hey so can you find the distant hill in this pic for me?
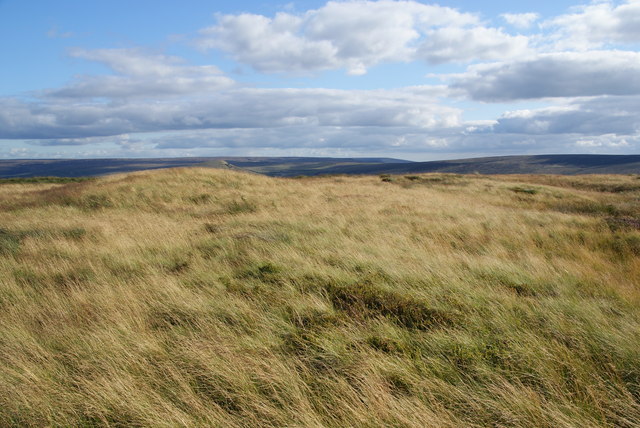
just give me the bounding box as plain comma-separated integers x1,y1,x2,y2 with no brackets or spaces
0,154,638,178
0,158,216,178
277,154,640,176
0,157,408,179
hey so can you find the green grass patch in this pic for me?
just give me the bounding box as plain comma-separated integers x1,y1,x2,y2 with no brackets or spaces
510,186,539,195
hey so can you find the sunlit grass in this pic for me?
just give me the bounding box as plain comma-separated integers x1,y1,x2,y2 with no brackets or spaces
0,168,639,426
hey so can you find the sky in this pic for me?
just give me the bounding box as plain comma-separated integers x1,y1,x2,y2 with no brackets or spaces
1,0,639,161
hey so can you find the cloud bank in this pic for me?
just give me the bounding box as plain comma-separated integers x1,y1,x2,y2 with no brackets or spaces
3,0,640,159
197,1,528,74
451,51,640,101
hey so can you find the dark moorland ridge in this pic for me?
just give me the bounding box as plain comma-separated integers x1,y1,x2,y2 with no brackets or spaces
0,154,639,179
0,157,407,179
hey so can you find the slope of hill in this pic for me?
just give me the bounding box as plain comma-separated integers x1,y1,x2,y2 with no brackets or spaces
1,169,639,426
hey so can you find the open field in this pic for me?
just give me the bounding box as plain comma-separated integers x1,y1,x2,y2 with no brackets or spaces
1,168,639,427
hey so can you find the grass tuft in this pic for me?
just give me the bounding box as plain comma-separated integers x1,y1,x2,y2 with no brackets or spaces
327,282,456,330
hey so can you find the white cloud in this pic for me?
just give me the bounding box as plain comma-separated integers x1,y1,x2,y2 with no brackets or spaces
0,85,461,140
198,13,342,73
575,135,630,148
544,0,640,50
501,12,540,29
70,48,187,77
197,0,528,74
488,95,640,136
450,51,640,101
49,49,235,99
417,27,529,64
5,148,32,158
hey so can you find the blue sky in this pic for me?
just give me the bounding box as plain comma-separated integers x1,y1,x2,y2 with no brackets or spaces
1,0,639,160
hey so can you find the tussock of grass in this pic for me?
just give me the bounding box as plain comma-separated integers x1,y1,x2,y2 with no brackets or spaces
0,168,639,427
326,281,456,330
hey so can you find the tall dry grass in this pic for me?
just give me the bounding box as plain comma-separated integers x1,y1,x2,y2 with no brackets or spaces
0,168,639,427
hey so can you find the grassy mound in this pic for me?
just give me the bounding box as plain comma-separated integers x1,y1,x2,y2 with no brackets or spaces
1,168,639,427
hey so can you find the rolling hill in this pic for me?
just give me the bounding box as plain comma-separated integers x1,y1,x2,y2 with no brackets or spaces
264,154,640,176
1,154,639,179
0,157,408,179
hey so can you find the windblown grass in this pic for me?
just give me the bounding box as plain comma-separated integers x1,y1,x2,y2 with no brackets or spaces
0,169,639,427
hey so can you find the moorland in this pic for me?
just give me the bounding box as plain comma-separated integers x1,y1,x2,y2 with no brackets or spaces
2,154,640,179
1,168,639,427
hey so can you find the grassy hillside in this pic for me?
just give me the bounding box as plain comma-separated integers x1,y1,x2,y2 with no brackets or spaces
1,169,639,427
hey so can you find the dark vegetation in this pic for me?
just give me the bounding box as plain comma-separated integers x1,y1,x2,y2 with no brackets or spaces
1,154,639,179
0,176,95,184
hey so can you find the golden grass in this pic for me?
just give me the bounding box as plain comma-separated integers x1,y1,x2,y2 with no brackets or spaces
0,168,639,427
